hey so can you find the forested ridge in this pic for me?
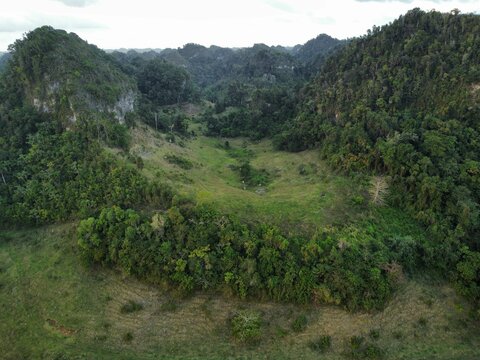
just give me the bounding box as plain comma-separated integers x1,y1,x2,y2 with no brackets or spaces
279,9,480,310
1,9,479,321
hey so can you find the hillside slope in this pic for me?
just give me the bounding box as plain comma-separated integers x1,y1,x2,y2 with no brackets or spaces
277,9,480,315
281,9,480,241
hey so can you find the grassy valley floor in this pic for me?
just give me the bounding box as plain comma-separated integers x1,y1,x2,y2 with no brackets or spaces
125,123,368,233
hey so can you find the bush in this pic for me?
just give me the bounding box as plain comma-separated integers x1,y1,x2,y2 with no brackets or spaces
308,335,332,353
231,310,262,343
350,335,365,350
416,317,428,329
351,195,366,206
122,332,134,342
369,328,380,340
120,300,144,314
291,314,308,332
347,335,384,359
164,154,193,170
454,248,480,315
231,159,270,188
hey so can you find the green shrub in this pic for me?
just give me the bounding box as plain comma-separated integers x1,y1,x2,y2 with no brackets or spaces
231,310,262,343
347,335,384,359
165,133,176,143
164,154,193,170
351,195,365,206
291,314,308,333
308,335,332,353
454,249,480,316
231,159,270,188
416,317,428,328
120,300,144,314
369,328,380,340
122,332,134,343
350,335,365,350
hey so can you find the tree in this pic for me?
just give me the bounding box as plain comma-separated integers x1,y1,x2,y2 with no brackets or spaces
369,176,389,206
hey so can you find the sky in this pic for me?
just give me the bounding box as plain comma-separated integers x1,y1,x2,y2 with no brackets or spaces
0,0,479,51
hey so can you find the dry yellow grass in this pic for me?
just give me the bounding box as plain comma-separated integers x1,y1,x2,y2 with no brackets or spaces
96,269,479,359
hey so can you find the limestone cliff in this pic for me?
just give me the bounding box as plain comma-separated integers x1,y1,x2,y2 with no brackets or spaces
6,26,136,124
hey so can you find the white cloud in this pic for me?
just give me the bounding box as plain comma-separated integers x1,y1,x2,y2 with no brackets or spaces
0,0,478,50
53,0,97,7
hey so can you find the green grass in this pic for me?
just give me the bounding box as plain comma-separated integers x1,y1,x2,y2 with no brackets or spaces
1,225,479,359
130,124,367,232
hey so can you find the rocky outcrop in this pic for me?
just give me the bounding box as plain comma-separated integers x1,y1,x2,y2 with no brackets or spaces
111,90,135,123
10,26,137,125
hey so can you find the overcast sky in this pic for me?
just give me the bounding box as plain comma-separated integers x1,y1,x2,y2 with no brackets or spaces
1,0,478,51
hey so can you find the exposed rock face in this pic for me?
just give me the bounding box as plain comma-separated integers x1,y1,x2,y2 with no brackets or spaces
112,90,136,123
32,81,59,113
31,83,136,123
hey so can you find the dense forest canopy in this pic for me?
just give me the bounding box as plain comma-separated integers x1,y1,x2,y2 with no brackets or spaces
280,9,480,243
275,9,480,312
291,34,346,77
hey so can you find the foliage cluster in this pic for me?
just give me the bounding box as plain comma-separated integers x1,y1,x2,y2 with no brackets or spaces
164,153,194,170
308,335,332,353
0,52,11,73
200,85,298,139
137,59,197,106
77,204,423,311
0,118,171,225
346,335,384,359
230,310,263,344
229,160,271,188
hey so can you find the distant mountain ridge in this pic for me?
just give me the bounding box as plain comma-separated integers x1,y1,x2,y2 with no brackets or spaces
291,34,345,75
109,34,344,87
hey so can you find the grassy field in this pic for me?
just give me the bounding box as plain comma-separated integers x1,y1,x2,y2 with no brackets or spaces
127,123,367,233
1,225,479,359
